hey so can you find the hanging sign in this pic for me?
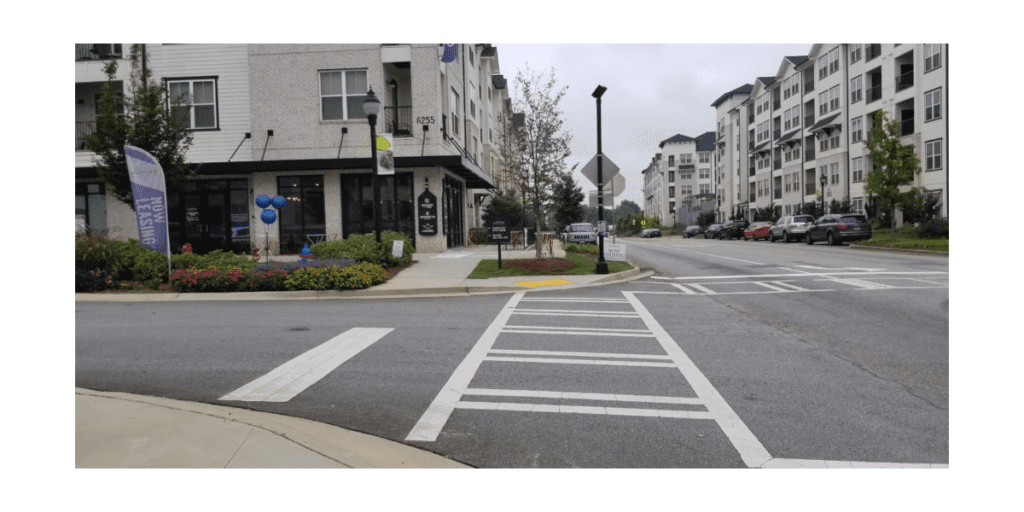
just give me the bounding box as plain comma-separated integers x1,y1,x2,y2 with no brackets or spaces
376,133,394,176
418,189,438,236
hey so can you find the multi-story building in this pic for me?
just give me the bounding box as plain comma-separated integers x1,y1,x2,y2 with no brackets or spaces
75,43,513,255
641,133,716,227
701,43,948,225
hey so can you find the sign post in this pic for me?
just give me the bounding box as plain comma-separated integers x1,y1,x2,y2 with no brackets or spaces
488,220,510,269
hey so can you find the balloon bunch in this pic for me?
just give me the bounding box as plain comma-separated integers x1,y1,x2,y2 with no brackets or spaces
255,194,286,263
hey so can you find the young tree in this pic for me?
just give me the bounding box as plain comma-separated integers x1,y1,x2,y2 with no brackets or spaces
86,44,194,209
550,168,585,233
508,65,573,258
864,110,921,231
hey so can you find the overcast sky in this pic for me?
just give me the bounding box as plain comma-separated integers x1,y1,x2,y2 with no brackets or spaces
492,44,812,207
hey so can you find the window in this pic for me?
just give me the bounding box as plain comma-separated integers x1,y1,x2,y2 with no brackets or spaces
818,55,828,79
681,154,692,164
830,130,841,150
278,175,325,253
830,162,840,184
168,79,217,129
76,183,107,232
829,47,840,74
851,116,863,143
700,153,709,163
829,85,840,111
925,88,942,121
450,88,460,136
669,186,675,199
924,44,942,72
850,75,863,103
820,135,829,153
668,171,675,183
852,157,864,182
700,184,710,195
819,91,829,116
850,44,862,64
668,155,675,167
784,174,791,192
319,70,368,121
699,168,710,179
851,197,864,214
925,139,943,171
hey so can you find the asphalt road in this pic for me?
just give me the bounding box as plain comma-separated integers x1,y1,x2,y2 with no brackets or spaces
75,236,948,468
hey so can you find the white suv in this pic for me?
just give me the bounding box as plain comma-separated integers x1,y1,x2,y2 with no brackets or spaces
768,215,815,243
562,223,598,244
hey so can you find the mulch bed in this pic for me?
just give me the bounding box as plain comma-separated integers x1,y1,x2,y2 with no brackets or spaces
505,258,578,274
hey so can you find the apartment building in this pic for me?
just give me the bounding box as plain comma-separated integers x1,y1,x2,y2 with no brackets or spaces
75,43,513,255
698,43,947,225
641,132,716,227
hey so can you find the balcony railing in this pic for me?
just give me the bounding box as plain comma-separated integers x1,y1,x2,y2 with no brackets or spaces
896,71,914,91
76,44,123,61
76,121,95,151
383,106,412,137
900,117,915,137
866,85,882,103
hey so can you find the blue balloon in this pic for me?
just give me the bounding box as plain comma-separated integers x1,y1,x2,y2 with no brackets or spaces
271,195,286,210
260,209,277,225
255,194,272,208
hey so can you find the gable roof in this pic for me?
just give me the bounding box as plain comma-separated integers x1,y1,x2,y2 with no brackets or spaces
695,131,717,152
711,83,753,108
658,134,696,148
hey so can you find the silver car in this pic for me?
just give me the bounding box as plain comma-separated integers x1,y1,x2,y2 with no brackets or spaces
562,223,598,244
768,215,815,242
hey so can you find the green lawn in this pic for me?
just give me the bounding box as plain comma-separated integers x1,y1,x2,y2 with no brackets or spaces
467,252,633,279
853,229,948,252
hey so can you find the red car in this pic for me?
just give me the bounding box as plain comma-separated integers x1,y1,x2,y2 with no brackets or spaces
744,221,774,241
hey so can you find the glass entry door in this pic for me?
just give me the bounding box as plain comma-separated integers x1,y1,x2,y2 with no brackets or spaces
169,179,249,254
182,191,228,254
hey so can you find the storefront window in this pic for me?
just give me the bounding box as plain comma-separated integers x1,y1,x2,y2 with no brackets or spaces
278,175,325,254
75,183,107,233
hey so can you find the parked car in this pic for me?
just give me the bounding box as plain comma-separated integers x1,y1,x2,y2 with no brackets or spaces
562,223,598,244
640,228,662,238
743,221,774,241
683,225,704,238
720,219,750,240
768,215,815,243
704,224,724,239
805,214,873,246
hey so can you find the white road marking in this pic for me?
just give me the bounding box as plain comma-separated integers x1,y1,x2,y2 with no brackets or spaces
502,325,651,334
770,281,809,292
674,271,947,280
483,356,677,368
521,298,629,303
406,293,525,442
623,291,773,468
687,283,718,295
761,458,948,469
753,282,788,292
454,401,715,419
671,284,698,294
461,387,704,405
219,327,393,402
488,349,670,360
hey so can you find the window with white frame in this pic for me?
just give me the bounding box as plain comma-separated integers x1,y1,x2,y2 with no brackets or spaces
784,109,792,130
319,70,367,121
924,44,942,72
700,153,709,163
819,91,829,116
681,154,692,164
830,162,840,184
168,78,217,129
925,88,942,121
830,130,841,150
818,55,828,79
700,184,710,195
925,139,942,171
852,156,864,182
850,44,862,63
668,171,675,182
699,168,709,179
828,47,840,74
820,135,829,153
784,174,791,192
851,197,863,214
829,85,840,111
850,75,863,103
681,184,692,195
791,105,800,129
851,116,863,143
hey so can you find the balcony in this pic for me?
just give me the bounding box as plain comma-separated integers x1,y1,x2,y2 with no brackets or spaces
383,106,412,137
76,44,123,61
896,71,914,91
76,121,95,151
866,84,882,103
866,44,882,61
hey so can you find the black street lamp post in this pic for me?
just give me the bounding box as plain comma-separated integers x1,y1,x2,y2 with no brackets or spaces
819,173,828,217
593,85,608,275
364,88,383,244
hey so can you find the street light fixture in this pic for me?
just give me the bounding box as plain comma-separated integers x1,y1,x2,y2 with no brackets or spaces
592,85,608,275
363,87,383,244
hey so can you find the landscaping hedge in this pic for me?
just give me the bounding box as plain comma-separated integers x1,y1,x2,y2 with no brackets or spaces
310,231,414,267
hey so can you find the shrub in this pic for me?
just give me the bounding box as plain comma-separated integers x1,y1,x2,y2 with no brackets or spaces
469,228,488,245
564,242,599,255
76,264,114,292
171,249,255,272
284,262,389,291
169,267,250,293
917,217,949,239
76,235,169,283
310,231,414,267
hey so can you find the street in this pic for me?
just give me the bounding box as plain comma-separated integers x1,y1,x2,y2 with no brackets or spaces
75,236,948,468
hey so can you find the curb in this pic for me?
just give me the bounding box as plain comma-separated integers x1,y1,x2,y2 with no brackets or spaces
75,388,469,468
75,265,653,302
848,244,948,257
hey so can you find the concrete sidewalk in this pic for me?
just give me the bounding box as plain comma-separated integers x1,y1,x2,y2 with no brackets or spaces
75,240,650,468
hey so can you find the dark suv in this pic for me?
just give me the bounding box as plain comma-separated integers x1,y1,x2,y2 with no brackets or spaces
720,219,750,240
805,214,873,245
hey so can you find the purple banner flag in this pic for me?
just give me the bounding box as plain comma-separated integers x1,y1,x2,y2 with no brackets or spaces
124,145,171,256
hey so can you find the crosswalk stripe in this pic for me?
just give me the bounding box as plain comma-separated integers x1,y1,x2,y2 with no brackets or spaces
454,401,715,419
462,387,703,404
220,327,393,402
488,349,671,360
483,356,677,367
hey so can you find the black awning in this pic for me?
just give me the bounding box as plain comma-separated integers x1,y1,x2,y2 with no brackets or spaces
809,113,841,134
77,155,496,189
